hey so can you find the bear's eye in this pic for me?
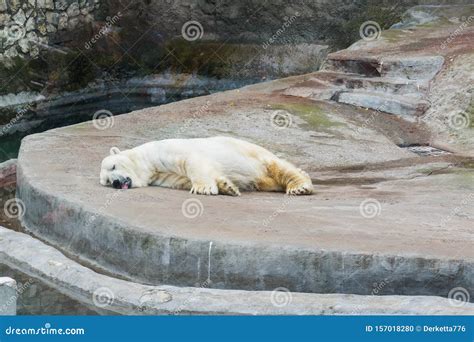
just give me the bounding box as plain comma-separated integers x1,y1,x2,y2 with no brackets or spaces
111,165,115,171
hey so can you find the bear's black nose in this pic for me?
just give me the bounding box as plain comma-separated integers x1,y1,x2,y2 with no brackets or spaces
112,179,121,189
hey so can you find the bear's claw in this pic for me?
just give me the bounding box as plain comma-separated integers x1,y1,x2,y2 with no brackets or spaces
190,183,218,195
286,183,313,195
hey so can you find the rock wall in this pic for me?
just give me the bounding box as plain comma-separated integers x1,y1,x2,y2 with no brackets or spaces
0,0,99,62
2,0,472,65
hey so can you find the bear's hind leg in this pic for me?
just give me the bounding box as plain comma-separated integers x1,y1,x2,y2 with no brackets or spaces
265,160,313,195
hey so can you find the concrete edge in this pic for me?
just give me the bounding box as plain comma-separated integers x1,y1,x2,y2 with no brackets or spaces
0,226,472,315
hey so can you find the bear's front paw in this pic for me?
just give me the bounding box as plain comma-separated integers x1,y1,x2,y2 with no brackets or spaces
190,183,218,195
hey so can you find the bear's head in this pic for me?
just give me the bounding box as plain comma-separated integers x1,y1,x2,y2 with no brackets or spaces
100,147,139,189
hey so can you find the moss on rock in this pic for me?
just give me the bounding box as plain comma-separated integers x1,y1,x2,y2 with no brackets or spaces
271,102,344,129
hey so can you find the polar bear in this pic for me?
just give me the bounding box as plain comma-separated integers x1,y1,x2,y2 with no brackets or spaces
99,136,313,196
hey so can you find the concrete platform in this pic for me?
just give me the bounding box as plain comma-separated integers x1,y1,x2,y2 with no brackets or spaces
16,7,474,300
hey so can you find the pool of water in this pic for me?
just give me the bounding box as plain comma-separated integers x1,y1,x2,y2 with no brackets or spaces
0,75,258,163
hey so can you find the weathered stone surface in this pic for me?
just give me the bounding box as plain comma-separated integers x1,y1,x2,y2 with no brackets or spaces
0,0,8,12
0,0,96,61
0,159,16,188
37,0,55,10
1,227,472,315
336,91,429,116
283,5,474,120
66,3,80,17
12,8,26,25
46,11,59,25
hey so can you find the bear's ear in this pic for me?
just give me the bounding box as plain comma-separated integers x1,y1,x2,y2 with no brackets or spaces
110,147,121,155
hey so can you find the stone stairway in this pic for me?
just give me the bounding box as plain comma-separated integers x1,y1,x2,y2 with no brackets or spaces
282,53,444,117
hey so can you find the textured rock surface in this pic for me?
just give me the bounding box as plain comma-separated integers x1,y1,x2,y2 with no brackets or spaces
284,5,474,151
0,0,97,62
0,158,16,187
1,227,472,315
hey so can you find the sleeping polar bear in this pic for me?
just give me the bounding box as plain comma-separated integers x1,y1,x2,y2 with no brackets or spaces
99,136,313,196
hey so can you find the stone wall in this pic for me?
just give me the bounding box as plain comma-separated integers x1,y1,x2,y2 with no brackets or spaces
2,0,472,66
0,0,99,63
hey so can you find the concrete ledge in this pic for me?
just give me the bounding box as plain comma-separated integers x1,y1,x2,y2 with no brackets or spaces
0,227,472,315
0,276,17,315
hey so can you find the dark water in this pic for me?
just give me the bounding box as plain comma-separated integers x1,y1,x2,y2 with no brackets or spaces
0,77,256,163
0,136,21,162
0,92,169,162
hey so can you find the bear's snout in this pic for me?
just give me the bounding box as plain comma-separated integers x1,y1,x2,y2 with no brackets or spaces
112,177,132,190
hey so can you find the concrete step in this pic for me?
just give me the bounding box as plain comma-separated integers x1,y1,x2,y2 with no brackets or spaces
324,57,381,77
325,55,444,81
334,90,430,116
281,77,339,100
281,72,427,102
316,72,428,95
379,56,445,80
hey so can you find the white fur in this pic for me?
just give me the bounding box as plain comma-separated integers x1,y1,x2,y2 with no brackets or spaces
100,136,313,195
